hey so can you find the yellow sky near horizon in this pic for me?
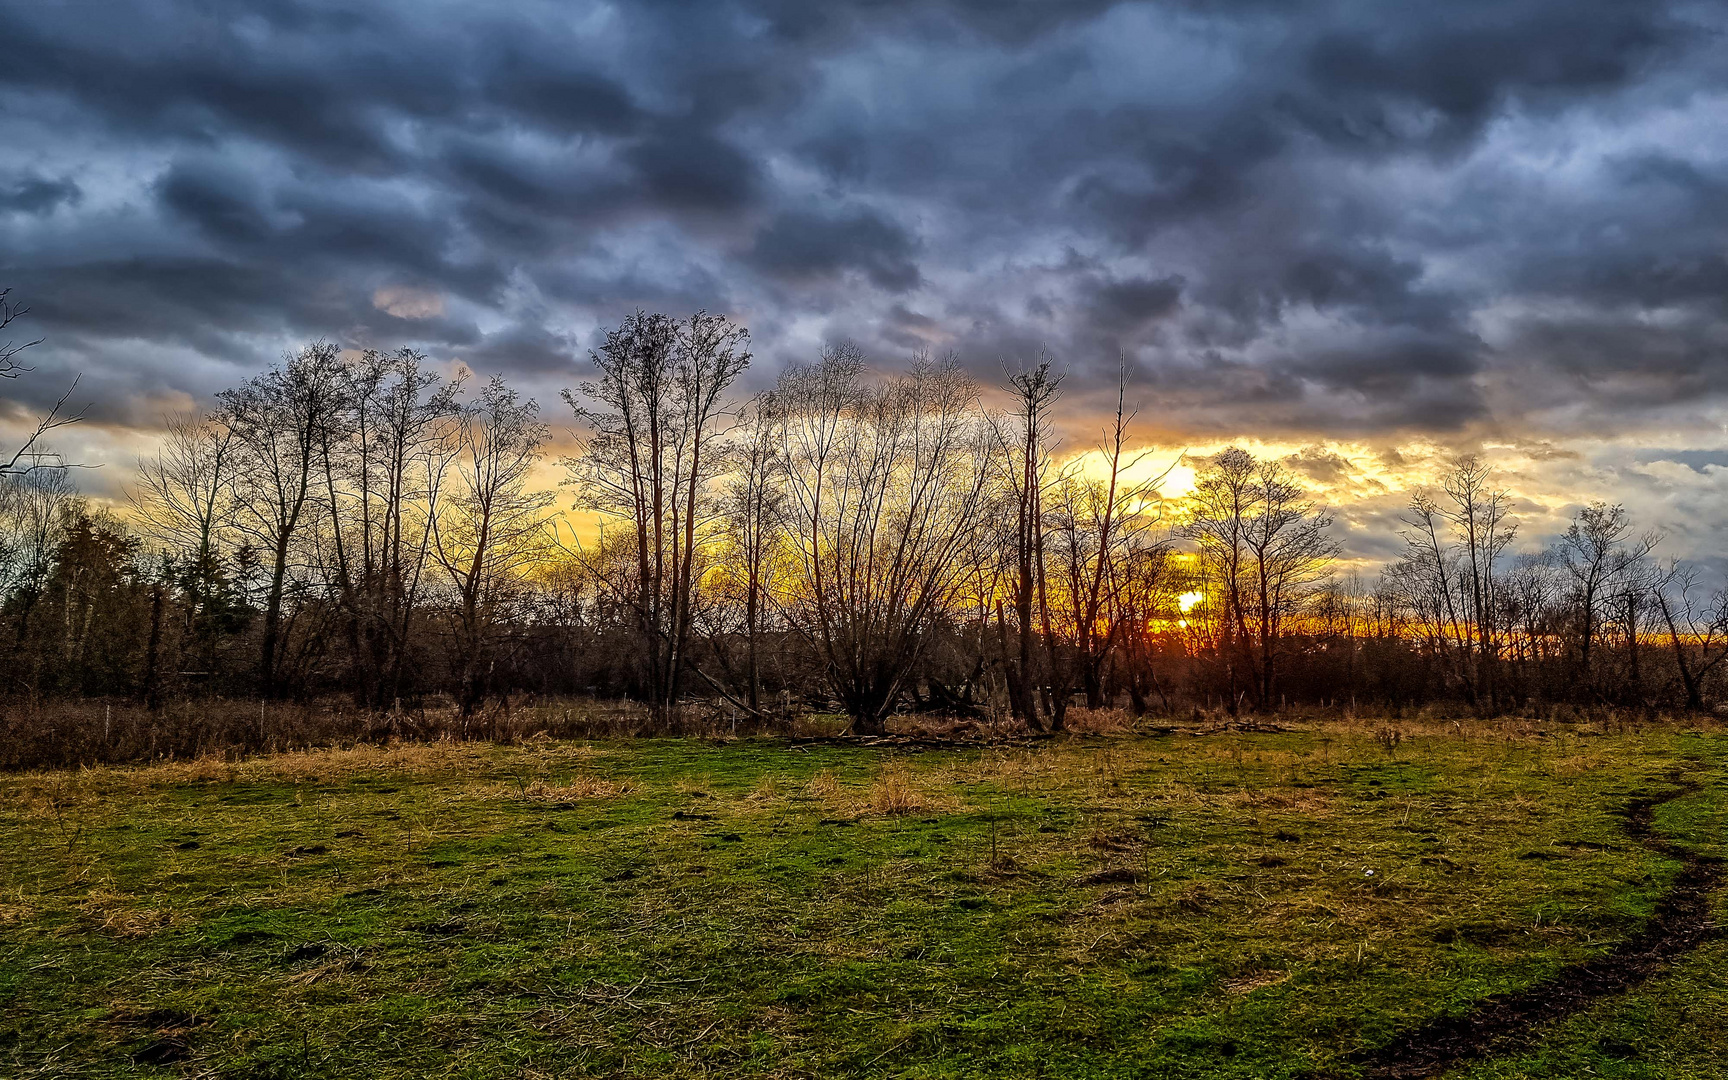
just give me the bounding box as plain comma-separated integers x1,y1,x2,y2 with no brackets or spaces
11,373,1728,575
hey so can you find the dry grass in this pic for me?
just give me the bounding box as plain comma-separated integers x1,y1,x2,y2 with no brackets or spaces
746,776,780,802
0,900,33,928
803,768,841,800
76,887,183,939
164,740,505,784
674,774,717,797
1223,970,1290,995
0,694,808,771
863,763,927,816
1225,788,1335,813
788,713,852,738
517,775,637,801
1061,707,1137,734
790,762,957,817
16,740,526,798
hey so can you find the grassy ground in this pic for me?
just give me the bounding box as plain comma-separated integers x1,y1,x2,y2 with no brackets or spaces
1,716,1724,1079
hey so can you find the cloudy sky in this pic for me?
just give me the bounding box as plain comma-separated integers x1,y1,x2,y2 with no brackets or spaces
3,0,1727,565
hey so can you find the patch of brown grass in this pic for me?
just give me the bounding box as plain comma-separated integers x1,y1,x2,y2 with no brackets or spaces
518,775,637,801
746,776,780,802
77,888,182,938
887,714,992,740
1223,969,1289,994
0,900,35,928
42,740,523,796
789,713,851,738
803,769,841,800
864,764,927,816
1551,751,1615,777
1174,883,1215,913
1227,789,1335,813
1087,824,1143,853
673,772,718,798
1061,708,1136,734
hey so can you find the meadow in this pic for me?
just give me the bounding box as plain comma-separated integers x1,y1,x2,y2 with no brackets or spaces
1,714,1724,1079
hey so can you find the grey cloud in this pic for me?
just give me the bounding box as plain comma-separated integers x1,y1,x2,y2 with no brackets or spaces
624,124,761,215
1,174,82,215
0,0,1721,453
748,210,923,293
483,62,645,138
156,160,277,245
1283,446,1355,486
1089,275,1183,335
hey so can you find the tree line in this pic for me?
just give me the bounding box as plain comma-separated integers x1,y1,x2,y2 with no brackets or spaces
3,303,1725,763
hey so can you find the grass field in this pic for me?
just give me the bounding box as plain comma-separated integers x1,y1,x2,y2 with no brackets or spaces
2,716,1725,1078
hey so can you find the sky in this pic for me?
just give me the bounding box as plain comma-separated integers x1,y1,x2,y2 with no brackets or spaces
3,0,1727,569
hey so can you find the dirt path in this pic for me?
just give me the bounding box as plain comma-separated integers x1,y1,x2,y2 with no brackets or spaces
1350,772,1723,1079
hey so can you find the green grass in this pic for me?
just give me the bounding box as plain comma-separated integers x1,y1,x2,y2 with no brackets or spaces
1,718,1724,1078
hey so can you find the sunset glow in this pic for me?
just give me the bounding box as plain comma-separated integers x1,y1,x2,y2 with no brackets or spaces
6,4,1728,1075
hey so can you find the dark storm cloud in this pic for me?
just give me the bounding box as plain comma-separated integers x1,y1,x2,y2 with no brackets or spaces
1088,276,1184,335
0,173,82,215
0,0,1723,447
748,210,923,293
624,124,761,214
484,62,646,137
1293,3,1672,150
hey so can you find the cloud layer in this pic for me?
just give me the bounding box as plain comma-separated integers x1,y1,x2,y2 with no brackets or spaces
2,0,1727,552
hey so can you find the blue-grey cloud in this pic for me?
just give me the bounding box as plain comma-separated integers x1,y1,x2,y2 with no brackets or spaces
0,0,1722,450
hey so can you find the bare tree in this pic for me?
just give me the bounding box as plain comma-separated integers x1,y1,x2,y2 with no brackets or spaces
1390,456,1516,707
1043,367,1176,720
1502,550,1563,676
220,343,347,696
1184,447,1255,710
707,393,786,712
1609,550,1661,705
319,350,461,707
1185,447,1335,711
435,376,553,717
1105,531,1180,716
0,288,86,475
0,464,78,688
132,413,234,576
988,359,1060,730
564,311,751,719
1438,456,1516,704
129,412,241,674
1653,561,1728,712
774,348,993,734
0,288,43,379
1241,457,1337,707
1556,502,1657,691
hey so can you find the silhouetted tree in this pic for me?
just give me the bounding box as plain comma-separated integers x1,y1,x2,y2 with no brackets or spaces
564,311,751,719
220,343,346,696
1557,502,1657,694
1185,447,1336,711
436,376,552,718
774,348,992,734
0,288,86,476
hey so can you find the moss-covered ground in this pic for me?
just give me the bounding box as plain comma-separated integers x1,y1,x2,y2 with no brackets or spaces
2,717,1724,1078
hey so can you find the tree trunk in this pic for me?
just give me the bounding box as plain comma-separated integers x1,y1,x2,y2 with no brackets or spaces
997,602,1039,730
143,583,165,712
259,533,292,697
